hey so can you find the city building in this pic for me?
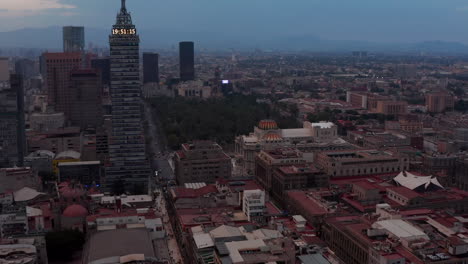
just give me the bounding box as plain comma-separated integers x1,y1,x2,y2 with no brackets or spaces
82,228,157,264
235,120,348,176
68,69,103,128
0,167,41,193
398,114,423,133
271,164,328,201
0,237,48,264
0,74,25,168
15,58,37,79
106,0,151,193
63,26,85,52
29,112,65,132
346,91,407,115
315,149,409,177
255,148,308,191
174,141,232,185
24,150,55,174
455,158,468,191
179,41,195,81
27,127,81,154
346,91,371,109
43,52,82,118
58,161,102,186
372,100,408,115
175,80,213,98
426,91,454,113
185,224,294,264
91,58,111,86
143,52,159,84
0,57,9,84
242,189,266,224
347,130,411,149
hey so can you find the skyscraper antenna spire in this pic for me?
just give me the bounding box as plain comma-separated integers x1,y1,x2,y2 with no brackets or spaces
121,0,126,12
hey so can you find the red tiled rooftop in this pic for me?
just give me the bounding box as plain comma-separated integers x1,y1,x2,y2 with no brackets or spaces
399,209,432,216
216,179,263,192
395,246,423,264
353,180,379,191
388,186,421,199
383,254,404,260
286,191,328,216
172,184,218,199
265,202,282,215
301,235,325,246
86,208,158,222
277,164,320,175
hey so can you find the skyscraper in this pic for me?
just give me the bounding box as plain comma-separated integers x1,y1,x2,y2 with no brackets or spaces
179,41,195,81
15,59,36,79
106,0,150,193
0,74,25,168
63,26,85,53
91,58,111,86
44,52,82,116
143,52,159,84
68,69,103,128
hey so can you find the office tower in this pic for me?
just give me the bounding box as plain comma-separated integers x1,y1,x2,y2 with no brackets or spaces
0,57,8,82
426,92,455,113
43,52,82,116
63,26,85,52
143,52,159,84
0,74,25,168
68,69,103,128
15,59,36,79
91,58,111,86
106,0,150,193
179,41,195,81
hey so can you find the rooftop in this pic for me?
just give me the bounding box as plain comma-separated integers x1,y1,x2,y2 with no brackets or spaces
286,191,328,216
86,228,155,263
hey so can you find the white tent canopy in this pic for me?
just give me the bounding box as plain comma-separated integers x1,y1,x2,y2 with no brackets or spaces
393,171,444,191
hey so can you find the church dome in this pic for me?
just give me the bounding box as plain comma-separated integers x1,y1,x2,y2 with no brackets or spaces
62,204,88,218
263,133,282,142
258,120,278,130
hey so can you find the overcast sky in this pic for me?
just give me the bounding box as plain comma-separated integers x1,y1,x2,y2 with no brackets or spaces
1,0,468,43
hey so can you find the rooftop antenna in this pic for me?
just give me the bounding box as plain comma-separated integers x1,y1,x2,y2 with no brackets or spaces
121,0,127,12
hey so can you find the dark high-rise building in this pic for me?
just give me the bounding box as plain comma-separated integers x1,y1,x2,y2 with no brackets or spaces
69,69,103,129
91,58,111,86
15,59,36,79
63,26,85,52
179,41,195,81
44,52,82,117
0,74,25,168
106,0,150,193
143,52,159,84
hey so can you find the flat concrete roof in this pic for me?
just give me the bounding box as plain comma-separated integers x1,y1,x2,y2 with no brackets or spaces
86,228,155,263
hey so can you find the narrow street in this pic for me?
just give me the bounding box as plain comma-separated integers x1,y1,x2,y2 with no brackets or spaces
143,99,183,264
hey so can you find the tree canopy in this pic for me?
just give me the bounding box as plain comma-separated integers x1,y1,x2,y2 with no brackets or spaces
149,95,299,149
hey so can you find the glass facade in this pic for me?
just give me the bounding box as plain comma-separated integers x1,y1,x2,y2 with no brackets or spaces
63,26,85,53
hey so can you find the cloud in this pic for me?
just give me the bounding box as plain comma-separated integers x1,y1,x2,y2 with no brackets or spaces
0,0,75,12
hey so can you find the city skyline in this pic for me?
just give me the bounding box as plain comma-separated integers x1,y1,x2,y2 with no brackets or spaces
2,0,468,44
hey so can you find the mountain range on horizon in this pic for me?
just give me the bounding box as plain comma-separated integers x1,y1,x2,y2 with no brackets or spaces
2,26,468,54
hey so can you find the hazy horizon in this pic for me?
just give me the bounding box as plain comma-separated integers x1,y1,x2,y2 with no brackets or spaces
1,0,468,44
